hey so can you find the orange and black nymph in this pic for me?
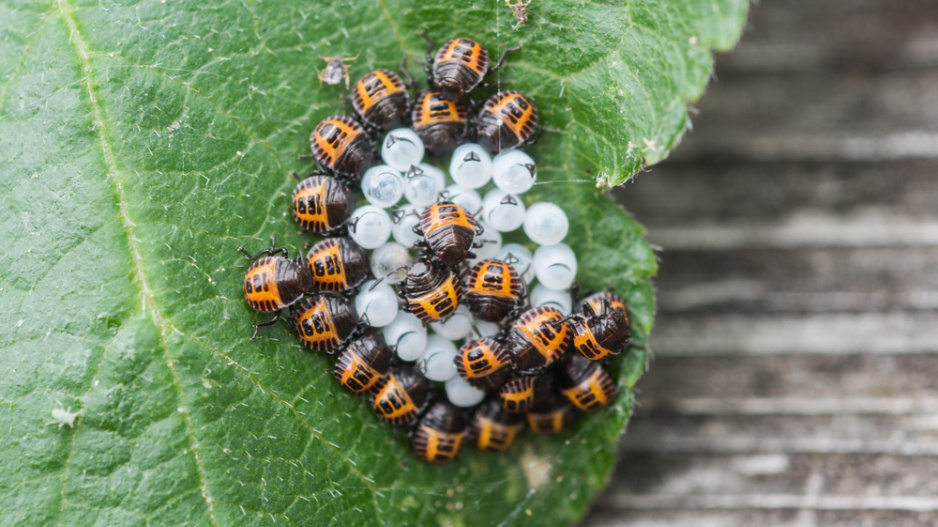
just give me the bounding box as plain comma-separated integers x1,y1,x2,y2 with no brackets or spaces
415,201,482,267
526,394,577,434
411,90,468,155
412,402,468,464
397,258,463,323
498,374,553,414
570,294,631,361
504,306,571,374
558,353,617,412
352,67,412,130
370,365,432,426
422,35,518,101
333,334,393,394
308,116,374,180
470,399,524,452
455,338,513,391
239,237,314,340
305,238,369,293
465,259,525,322
474,90,539,154
291,174,355,235
292,295,359,353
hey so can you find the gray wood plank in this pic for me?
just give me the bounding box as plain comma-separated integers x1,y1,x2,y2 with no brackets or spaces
636,354,938,401
615,160,938,226
654,247,938,313
716,0,938,74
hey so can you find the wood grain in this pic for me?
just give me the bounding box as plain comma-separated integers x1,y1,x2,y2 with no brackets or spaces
582,0,938,524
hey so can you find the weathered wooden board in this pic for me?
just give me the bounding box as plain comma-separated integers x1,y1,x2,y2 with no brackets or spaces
581,0,938,524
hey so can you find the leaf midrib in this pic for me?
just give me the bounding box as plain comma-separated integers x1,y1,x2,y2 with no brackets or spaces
52,1,401,524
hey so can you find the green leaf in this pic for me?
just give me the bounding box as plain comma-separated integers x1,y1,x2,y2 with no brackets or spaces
0,0,745,525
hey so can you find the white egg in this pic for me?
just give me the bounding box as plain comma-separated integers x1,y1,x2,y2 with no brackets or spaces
348,205,392,249
355,280,399,327
449,143,493,189
383,312,428,361
482,188,526,232
429,305,474,340
471,319,500,339
445,376,486,407
533,243,578,291
390,204,423,248
492,149,537,194
361,165,404,208
370,242,412,284
381,128,425,172
530,284,573,315
419,336,459,382
496,243,535,284
403,163,446,207
523,202,569,245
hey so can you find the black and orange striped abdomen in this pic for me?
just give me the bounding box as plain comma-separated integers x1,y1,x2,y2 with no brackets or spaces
305,238,369,292
370,367,430,425
412,402,467,464
352,69,408,129
526,397,576,434
432,38,489,99
412,91,467,154
571,318,619,361
333,335,392,394
243,257,308,312
309,116,374,178
293,296,358,352
466,259,523,321
406,273,462,322
498,374,552,414
475,90,539,153
559,354,617,412
506,306,571,371
418,202,478,267
456,338,512,390
581,292,628,320
471,400,524,452
291,175,355,233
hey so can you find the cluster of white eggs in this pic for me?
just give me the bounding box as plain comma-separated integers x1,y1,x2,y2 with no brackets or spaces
347,128,577,407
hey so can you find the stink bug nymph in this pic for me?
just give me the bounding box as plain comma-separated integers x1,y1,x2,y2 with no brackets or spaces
333,334,393,394
470,399,524,452
498,373,553,414
305,237,370,293
455,338,513,390
292,294,360,353
412,402,468,464
558,353,617,412
397,258,463,323
306,115,375,180
570,295,631,361
504,306,571,374
411,90,468,155
291,173,355,235
370,365,432,426
422,35,519,101
414,201,483,267
352,60,414,131
239,237,314,340
526,394,576,434
475,90,540,153
466,259,525,322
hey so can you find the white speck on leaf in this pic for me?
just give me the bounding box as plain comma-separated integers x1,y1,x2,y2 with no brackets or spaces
49,404,82,428
520,445,552,489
